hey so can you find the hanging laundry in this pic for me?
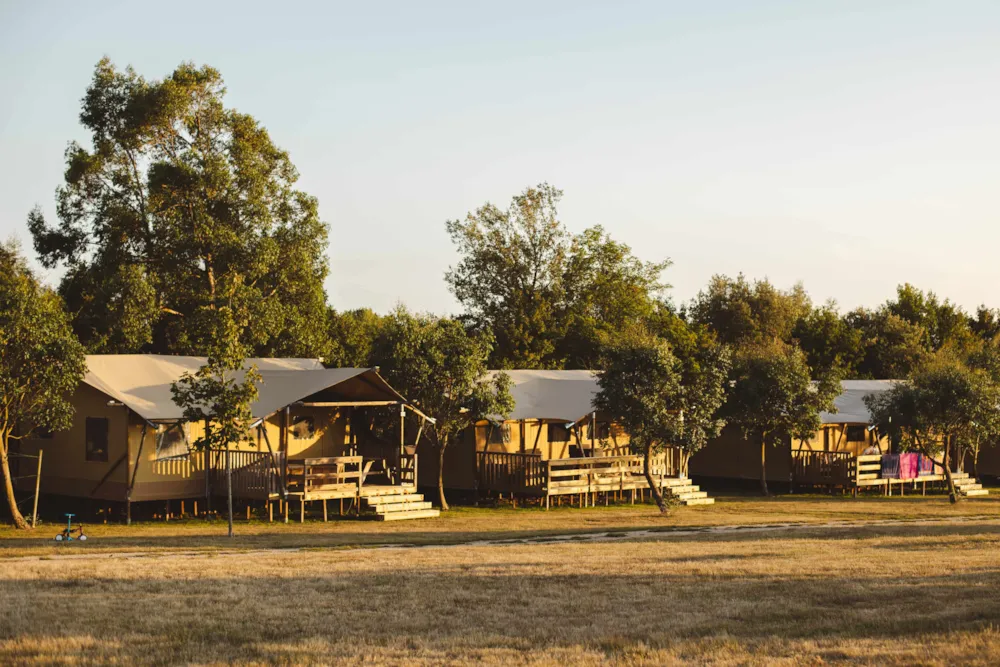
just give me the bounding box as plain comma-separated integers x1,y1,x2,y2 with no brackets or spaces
881,453,901,479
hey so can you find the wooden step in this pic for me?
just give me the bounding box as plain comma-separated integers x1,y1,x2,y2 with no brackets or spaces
963,489,989,497
364,493,426,505
681,497,715,506
373,501,434,513
956,483,982,491
660,477,693,488
359,485,416,497
673,491,708,501
665,485,699,495
374,508,441,521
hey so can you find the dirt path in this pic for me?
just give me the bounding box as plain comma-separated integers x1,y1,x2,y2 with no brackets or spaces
3,514,997,563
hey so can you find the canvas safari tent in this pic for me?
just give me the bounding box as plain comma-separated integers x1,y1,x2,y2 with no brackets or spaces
16,354,438,521
422,370,712,507
689,380,895,483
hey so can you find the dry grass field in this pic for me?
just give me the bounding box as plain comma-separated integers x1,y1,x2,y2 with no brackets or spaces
1,495,999,665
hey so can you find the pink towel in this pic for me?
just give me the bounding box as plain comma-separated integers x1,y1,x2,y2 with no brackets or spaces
898,452,919,480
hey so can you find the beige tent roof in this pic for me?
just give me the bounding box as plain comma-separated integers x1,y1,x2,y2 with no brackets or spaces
820,380,897,425
83,355,406,421
487,370,599,423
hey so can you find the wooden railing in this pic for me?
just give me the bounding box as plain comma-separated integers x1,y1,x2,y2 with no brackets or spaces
399,453,418,487
286,456,370,499
476,450,683,497
208,449,283,500
791,450,854,485
478,452,547,494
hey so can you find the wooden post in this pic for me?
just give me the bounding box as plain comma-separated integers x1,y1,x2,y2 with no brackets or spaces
269,501,273,522
300,498,305,523
283,498,288,523
194,500,198,517
204,418,212,513
398,403,405,486
226,447,234,538
31,450,43,529
323,499,328,522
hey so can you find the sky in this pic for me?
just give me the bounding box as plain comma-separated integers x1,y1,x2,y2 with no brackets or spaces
2,1,999,316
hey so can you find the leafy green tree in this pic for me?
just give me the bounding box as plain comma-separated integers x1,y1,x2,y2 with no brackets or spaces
0,242,87,529
171,306,261,537
446,184,567,368
596,324,730,513
721,340,841,496
969,305,1000,343
792,302,864,375
864,353,998,503
846,309,928,379
446,185,668,369
371,308,514,510
326,308,387,367
29,58,330,358
558,226,670,368
885,284,973,351
690,274,811,347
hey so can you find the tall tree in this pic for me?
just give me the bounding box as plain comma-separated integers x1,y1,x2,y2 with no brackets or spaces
721,340,840,496
596,325,730,512
171,305,261,537
446,184,567,368
690,274,811,347
371,308,513,510
558,226,670,368
29,58,330,358
845,308,928,379
0,242,87,528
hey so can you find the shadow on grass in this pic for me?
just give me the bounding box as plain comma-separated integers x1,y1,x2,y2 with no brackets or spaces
1,564,999,664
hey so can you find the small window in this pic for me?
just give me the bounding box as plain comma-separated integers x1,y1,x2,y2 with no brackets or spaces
547,423,570,442
156,423,191,461
488,423,511,445
85,417,109,462
846,425,867,442
290,415,316,440
594,422,611,440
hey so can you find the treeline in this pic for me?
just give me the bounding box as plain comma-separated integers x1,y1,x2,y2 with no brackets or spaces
6,58,1000,523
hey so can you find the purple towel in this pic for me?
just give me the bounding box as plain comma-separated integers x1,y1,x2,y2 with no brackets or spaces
918,455,935,475
898,453,919,480
881,454,900,479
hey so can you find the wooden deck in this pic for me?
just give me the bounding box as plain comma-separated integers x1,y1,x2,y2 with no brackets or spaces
791,451,989,497
476,451,714,507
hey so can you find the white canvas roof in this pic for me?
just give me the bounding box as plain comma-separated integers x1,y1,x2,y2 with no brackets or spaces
820,380,897,425
488,370,599,423
82,355,406,421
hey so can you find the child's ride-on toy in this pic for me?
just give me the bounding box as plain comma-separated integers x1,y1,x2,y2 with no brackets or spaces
54,513,87,542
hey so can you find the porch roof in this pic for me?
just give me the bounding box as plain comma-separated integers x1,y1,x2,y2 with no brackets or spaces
820,380,898,425
83,354,406,422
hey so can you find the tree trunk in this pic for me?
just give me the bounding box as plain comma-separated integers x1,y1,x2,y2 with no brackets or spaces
226,448,234,537
643,441,667,513
973,438,981,480
760,431,770,497
1,440,29,529
942,435,959,504
438,439,449,511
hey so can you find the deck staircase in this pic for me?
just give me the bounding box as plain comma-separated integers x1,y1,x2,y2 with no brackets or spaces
661,476,715,506
951,471,989,497
360,485,441,521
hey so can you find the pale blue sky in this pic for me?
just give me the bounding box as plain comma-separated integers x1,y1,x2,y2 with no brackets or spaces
2,1,999,315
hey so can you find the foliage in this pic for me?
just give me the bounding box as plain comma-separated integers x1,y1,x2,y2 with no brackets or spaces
690,274,810,347
326,308,387,367
29,58,330,358
0,242,87,529
595,323,730,512
370,307,514,509
845,309,929,379
720,340,841,495
446,184,668,369
864,352,1000,503
792,301,864,375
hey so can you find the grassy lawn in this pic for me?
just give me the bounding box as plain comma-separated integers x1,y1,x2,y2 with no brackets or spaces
0,495,998,664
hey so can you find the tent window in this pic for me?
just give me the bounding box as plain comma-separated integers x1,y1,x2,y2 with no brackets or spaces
488,424,511,445
85,417,109,462
156,423,191,461
547,423,570,442
290,415,316,440
846,425,867,442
